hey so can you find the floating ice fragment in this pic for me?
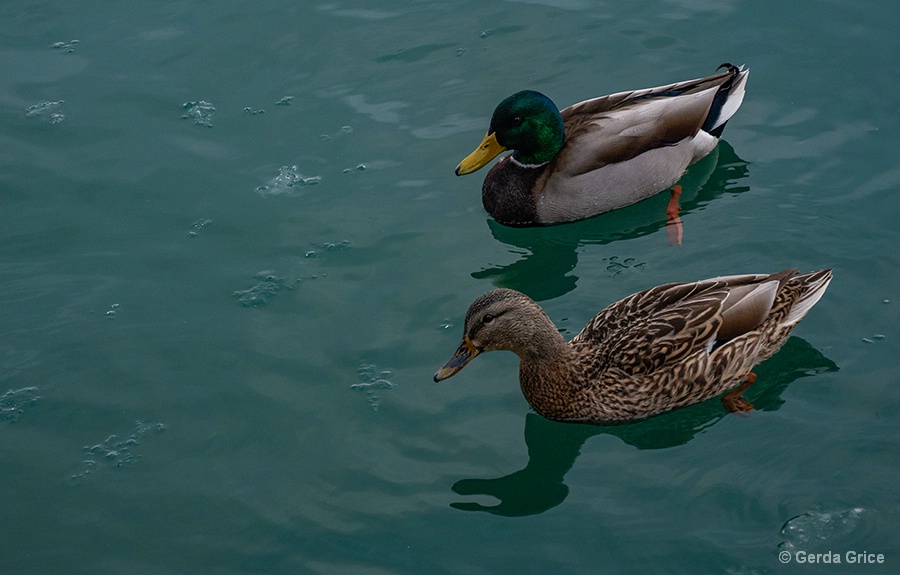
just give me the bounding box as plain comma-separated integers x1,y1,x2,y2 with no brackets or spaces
181,100,216,127
320,240,350,252
350,379,396,391
1,387,40,423
234,272,284,307
354,363,396,411
188,218,213,237
70,420,165,482
26,100,65,123
603,255,647,276
255,165,320,197
778,508,865,552
321,125,354,140
50,39,79,52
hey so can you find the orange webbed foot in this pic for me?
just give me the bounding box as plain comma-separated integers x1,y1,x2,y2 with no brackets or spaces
722,372,757,413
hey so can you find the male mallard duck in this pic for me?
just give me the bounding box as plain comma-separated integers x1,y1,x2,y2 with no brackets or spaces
434,269,832,424
456,64,749,226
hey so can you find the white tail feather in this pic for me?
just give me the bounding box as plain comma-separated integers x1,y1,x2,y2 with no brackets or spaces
709,68,749,132
783,272,833,327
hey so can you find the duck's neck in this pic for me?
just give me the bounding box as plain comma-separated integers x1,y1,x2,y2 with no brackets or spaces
513,326,582,420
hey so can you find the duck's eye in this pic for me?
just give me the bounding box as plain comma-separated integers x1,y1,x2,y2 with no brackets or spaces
482,314,495,325
510,116,523,127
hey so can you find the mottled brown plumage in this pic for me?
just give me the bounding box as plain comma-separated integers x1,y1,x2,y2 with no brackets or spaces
434,269,832,424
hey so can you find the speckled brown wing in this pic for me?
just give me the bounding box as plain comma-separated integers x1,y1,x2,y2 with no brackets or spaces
555,69,738,178
571,280,732,376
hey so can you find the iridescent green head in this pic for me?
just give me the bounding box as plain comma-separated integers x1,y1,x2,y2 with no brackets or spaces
491,90,565,165
456,90,565,175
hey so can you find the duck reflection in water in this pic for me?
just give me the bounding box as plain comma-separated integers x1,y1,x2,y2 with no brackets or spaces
475,142,748,301
448,337,837,516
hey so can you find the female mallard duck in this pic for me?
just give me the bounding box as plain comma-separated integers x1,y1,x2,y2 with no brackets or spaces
456,64,749,226
434,269,832,424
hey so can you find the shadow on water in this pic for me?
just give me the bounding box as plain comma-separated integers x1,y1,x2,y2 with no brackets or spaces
449,336,837,517
473,141,749,301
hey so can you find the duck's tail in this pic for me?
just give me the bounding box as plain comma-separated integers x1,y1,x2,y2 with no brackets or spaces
783,269,833,328
703,64,749,138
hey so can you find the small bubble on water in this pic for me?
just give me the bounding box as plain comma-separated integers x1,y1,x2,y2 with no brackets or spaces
50,39,79,53
243,107,265,115
275,96,294,106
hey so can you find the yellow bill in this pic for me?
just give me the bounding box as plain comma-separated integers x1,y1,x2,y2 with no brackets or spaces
455,132,506,176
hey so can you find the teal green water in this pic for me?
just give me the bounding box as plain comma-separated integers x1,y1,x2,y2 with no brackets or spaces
2,2,898,574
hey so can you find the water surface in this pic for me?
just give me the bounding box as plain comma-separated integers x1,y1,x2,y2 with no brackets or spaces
1,2,898,574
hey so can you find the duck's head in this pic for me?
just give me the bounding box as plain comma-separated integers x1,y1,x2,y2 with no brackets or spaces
434,289,558,382
455,90,565,176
